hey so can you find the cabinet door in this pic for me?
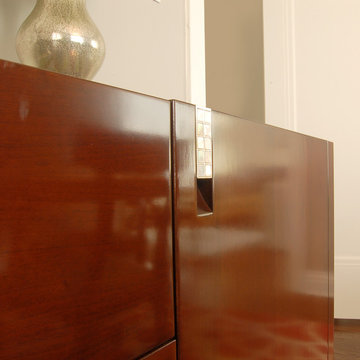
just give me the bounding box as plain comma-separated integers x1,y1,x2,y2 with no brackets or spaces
0,61,174,360
173,101,333,359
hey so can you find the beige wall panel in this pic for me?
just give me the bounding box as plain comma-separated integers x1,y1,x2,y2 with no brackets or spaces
205,0,265,123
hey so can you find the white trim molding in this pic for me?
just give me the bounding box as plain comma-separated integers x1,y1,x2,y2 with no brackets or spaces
283,0,297,131
336,256,360,267
263,0,297,130
335,256,360,319
185,0,206,106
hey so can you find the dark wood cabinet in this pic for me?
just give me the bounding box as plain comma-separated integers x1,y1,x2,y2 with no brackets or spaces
0,61,174,359
173,101,334,359
0,60,333,359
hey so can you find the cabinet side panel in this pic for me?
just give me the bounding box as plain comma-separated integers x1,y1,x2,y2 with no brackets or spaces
0,61,174,360
173,103,331,360
328,142,334,360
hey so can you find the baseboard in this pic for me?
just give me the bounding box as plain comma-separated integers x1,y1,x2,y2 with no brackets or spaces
335,257,360,319
335,319,360,326
335,256,360,267
335,319,360,333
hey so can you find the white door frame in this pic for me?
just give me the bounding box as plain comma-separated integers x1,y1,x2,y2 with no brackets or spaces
263,0,297,130
185,0,206,107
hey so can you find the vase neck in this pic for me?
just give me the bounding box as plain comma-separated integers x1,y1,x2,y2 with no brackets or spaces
35,0,87,15
37,0,86,4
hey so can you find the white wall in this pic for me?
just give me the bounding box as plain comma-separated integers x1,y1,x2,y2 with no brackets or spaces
264,0,360,318
0,0,188,102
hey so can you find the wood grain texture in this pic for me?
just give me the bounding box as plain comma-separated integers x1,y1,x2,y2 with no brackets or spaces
173,101,333,360
140,341,176,360
0,60,174,359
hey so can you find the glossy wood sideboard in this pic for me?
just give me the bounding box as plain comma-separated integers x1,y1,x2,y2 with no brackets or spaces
0,60,174,359
0,60,333,360
173,101,334,360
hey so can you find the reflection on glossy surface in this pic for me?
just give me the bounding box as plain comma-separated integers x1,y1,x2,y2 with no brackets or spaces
0,60,174,359
140,341,176,360
173,102,333,359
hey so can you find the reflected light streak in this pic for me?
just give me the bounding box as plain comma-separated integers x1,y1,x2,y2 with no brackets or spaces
180,228,264,257
91,40,99,49
70,34,84,44
51,32,62,41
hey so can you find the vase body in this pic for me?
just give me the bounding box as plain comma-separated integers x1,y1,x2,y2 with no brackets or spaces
16,0,105,80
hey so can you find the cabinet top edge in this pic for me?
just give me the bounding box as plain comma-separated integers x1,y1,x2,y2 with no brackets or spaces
0,59,332,144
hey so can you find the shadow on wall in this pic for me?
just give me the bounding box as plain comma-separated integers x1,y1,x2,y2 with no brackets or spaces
0,0,35,62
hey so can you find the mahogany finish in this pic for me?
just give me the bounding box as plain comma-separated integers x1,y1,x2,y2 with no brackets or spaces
173,102,334,359
140,341,176,360
0,60,334,360
0,61,174,359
